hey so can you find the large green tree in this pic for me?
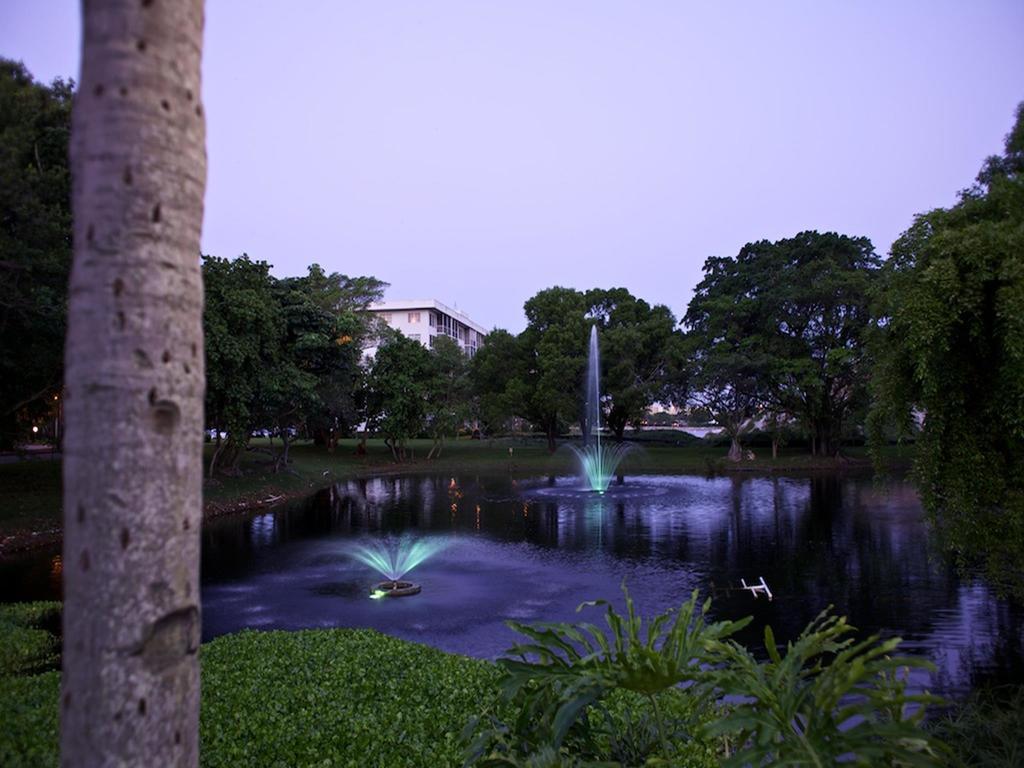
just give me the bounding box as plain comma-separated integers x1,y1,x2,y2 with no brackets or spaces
469,328,524,435
203,254,283,475
517,287,590,451
425,334,471,458
684,232,879,457
586,288,684,440
366,331,435,461
0,60,72,448
869,104,1024,595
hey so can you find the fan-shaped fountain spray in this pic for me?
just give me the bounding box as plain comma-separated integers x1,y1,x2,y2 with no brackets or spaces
569,326,631,493
349,536,448,597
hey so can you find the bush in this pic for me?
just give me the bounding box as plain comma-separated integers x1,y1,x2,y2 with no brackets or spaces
0,602,62,767
931,685,1024,767
1,616,502,768
200,628,501,767
0,601,61,677
464,586,947,767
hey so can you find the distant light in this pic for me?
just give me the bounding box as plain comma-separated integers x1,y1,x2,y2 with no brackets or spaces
32,426,39,434
369,590,388,600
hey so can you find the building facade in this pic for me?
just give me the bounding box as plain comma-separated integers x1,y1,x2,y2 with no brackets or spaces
365,299,488,358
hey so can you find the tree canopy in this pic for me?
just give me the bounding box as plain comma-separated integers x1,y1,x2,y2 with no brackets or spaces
869,103,1024,595
203,255,384,473
683,231,879,457
0,60,72,448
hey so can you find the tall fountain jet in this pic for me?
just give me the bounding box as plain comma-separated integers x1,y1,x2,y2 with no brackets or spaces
570,326,630,493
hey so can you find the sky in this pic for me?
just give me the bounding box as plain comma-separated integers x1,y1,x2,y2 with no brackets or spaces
3,1,1023,332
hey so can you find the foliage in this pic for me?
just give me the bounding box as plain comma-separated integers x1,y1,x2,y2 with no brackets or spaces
471,287,684,448
470,329,525,435
203,254,284,472
199,628,502,767
366,331,435,460
931,685,1024,767
464,586,748,765
0,60,73,449
203,256,384,473
708,611,943,767
0,602,61,768
0,601,61,677
518,287,591,451
0,617,503,768
868,103,1024,596
684,231,879,458
586,288,685,440
0,671,60,768
426,335,472,458
465,589,944,767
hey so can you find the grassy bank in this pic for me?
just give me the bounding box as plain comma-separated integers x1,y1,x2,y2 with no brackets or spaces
0,437,914,555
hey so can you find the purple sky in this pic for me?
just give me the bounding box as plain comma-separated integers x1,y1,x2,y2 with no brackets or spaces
3,1,1023,332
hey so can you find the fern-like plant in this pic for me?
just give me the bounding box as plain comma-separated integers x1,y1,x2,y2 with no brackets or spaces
704,610,946,767
463,584,747,765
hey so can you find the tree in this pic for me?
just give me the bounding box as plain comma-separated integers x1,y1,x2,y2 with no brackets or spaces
869,103,1024,596
518,287,590,451
290,264,385,450
425,334,471,458
203,254,282,475
0,60,72,449
683,255,772,460
366,331,434,461
683,232,879,458
62,1,206,764
585,288,684,440
469,328,523,435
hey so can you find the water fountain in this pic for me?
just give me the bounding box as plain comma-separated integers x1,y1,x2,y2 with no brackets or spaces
568,326,631,493
349,536,448,598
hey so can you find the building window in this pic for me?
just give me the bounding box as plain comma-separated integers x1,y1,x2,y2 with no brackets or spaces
428,312,436,327
408,312,421,324
382,312,393,324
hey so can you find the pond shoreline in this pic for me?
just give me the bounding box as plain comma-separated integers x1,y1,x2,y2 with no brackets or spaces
0,441,903,560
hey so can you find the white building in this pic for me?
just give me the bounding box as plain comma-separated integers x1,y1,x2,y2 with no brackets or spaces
365,299,488,358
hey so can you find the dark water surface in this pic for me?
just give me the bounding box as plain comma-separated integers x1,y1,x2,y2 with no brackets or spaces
3,472,1022,699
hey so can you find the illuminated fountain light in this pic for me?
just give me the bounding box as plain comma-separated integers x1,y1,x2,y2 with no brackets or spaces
348,536,448,598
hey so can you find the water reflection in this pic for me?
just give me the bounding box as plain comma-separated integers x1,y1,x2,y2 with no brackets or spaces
193,473,1024,698
2,472,1021,699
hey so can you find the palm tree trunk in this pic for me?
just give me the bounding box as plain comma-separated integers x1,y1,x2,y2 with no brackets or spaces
62,1,207,765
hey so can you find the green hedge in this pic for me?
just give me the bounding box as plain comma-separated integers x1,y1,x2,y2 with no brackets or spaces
0,601,61,677
0,603,502,767
200,629,501,767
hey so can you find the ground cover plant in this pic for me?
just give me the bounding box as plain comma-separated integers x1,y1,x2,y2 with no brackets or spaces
0,602,503,768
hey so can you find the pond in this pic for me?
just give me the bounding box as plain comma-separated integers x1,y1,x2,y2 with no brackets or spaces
3,472,1022,700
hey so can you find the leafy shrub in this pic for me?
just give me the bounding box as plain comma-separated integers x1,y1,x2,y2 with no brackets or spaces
200,628,502,767
463,586,746,766
931,684,1024,767
0,671,59,768
708,611,944,766
0,601,61,677
0,602,62,767
1,620,501,768
464,587,947,767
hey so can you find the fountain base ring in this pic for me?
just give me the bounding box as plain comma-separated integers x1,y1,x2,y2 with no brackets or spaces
373,580,421,597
